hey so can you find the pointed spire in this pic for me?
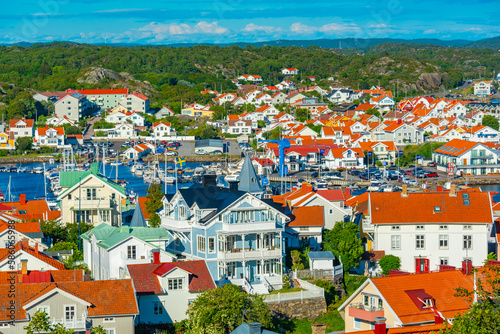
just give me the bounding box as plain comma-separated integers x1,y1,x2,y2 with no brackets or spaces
238,154,263,194
130,199,147,227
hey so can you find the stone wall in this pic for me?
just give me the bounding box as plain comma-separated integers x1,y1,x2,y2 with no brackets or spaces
267,297,327,321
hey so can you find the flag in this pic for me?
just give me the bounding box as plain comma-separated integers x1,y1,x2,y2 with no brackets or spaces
417,297,453,325
175,157,186,168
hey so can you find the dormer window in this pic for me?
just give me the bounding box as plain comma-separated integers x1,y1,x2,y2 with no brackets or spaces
405,289,434,311
422,298,433,308
168,278,183,290
434,206,441,213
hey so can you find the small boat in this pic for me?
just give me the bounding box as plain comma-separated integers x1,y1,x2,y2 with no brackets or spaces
32,167,44,174
0,191,4,202
17,167,27,173
110,161,123,166
313,179,328,189
225,173,240,182
194,167,205,176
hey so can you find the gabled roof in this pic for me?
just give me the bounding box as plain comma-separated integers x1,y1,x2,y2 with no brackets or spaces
127,260,215,294
9,119,34,128
0,241,65,270
0,279,138,321
1,198,60,221
36,126,65,136
434,139,481,157
369,191,492,225
77,88,128,95
238,155,263,194
129,200,147,227
316,189,345,201
288,206,324,227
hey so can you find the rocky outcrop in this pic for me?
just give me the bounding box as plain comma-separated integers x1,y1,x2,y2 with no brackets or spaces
416,72,448,92
77,67,158,95
267,297,327,321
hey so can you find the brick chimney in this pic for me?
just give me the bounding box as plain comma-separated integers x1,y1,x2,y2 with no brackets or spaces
248,323,262,334
401,185,408,197
449,184,456,197
21,259,28,275
311,323,326,334
374,317,387,334
35,243,39,255
19,194,26,205
152,249,160,264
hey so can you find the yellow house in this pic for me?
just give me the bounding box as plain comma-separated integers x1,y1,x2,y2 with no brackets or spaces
0,131,15,150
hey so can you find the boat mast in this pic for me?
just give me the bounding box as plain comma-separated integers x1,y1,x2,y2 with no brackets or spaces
103,145,106,177
8,176,11,202
43,163,47,200
164,151,167,194
115,155,118,183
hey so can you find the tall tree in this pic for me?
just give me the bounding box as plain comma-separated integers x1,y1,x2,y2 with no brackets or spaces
186,284,271,334
145,183,164,228
482,115,499,131
323,221,364,276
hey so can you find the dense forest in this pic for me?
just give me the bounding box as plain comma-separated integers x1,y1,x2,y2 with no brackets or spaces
0,42,498,122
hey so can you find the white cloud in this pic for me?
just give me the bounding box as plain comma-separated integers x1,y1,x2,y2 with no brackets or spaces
290,22,359,34
369,24,394,29
137,21,228,41
242,23,282,33
94,8,150,14
423,29,437,34
465,27,482,32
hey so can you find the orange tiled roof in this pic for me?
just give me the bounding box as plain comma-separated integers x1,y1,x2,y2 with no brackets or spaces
36,126,65,136
369,191,492,225
288,206,324,227
2,198,60,221
0,241,65,270
0,279,138,321
434,139,480,157
9,119,34,128
348,323,448,334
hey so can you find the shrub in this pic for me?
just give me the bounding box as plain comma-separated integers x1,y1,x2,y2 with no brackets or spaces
379,255,401,275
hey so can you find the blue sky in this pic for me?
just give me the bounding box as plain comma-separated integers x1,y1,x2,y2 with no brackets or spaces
1,0,499,44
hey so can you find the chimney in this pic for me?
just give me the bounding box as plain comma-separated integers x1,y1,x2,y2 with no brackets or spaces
228,180,239,192
21,259,28,275
152,249,160,264
202,174,217,188
248,323,262,334
374,317,387,334
449,184,456,197
462,259,473,275
437,186,443,192
401,185,408,197
311,323,326,334
303,182,313,193
35,243,39,255
435,315,444,324
19,194,26,205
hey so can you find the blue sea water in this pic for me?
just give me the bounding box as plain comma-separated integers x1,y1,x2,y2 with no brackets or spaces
0,161,203,202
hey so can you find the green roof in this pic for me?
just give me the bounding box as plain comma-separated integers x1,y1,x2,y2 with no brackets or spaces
81,223,174,257
59,162,126,198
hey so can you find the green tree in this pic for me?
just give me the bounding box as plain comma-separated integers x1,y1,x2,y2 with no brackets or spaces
445,266,500,333
16,136,33,151
314,280,338,306
323,221,364,288
482,115,499,131
291,250,304,270
91,326,106,334
25,310,52,334
379,255,401,275
186,284,271,334
188,123,219,139
139,130,150,136
295,108,309,122
51,323,74,334
145,183,163,227
366,108,381,118
62,125,81,135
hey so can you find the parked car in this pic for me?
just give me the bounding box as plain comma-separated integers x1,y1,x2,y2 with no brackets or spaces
427,162,437,167
311,171,319,178
195,149,207,155
386,173,399,181
348,169,361,176
166,150,178,156
424,171,438,177
407,180,418,186
211,150,223,155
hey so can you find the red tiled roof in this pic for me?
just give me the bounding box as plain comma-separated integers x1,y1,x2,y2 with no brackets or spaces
0,241,65,270
37,126,65,136
127,260,215,294
131,91,149,101
434,139,480,157
0,220,41,234
137,197,151,220
348,323,448,334
0,279,138,321
77,88,128,95
152,122,171,128
370,191,492,224
288,206,324,227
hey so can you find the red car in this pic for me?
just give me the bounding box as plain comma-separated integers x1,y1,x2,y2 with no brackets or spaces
424,171,438,177
405,170,413,175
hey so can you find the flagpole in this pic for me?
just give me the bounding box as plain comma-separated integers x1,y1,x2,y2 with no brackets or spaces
175,158,178,192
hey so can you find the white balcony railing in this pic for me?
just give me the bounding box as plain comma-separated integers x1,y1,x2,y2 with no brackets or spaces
74,198,111,209
50,317,87,330
221,221,280,233
161,217,192,231
218,248,282,260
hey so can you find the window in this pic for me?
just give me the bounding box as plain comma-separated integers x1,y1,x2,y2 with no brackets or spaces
391,226,400,230
208,237,215,253
440,258,449,265
188,299,195,305
434,206,441,212
464,225,472,230
153,301,163,315
195,209,201,222
353,318,361,330
422,298,433,308
127,245,136,259
463,235,472,250
86,188,97,200
300,227,309,231
197,236,206,253
68,194,72,200
416,225,424,230
363,295,369,307
37,306,50,317
103,318,115,323
463,199,470,206
416,235,425,249
64,305,75,321
179,206,187,218
439,235,449,249
391,235,401,250
463,193,469,199
168,278,183,290
439,225,448,230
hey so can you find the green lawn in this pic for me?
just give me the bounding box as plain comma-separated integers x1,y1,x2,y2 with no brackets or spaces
272,310,344,334
269,287,304,294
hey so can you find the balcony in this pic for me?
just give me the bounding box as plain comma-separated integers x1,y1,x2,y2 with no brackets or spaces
73,198,111,209
220,221,280,233
362,217,373,232
348,303,384,322
161,217,192,231
50,317,87,330
218,248,282,260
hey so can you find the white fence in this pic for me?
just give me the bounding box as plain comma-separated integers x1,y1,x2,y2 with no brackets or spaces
263,278,324,303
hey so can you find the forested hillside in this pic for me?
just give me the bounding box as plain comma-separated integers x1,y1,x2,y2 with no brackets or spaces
0,42,498,122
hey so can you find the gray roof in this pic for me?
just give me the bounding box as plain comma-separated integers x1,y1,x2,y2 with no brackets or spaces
195,139,223,148
129,201,148,227
308,251,335,260
230,323,277,334
238,155,263,194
